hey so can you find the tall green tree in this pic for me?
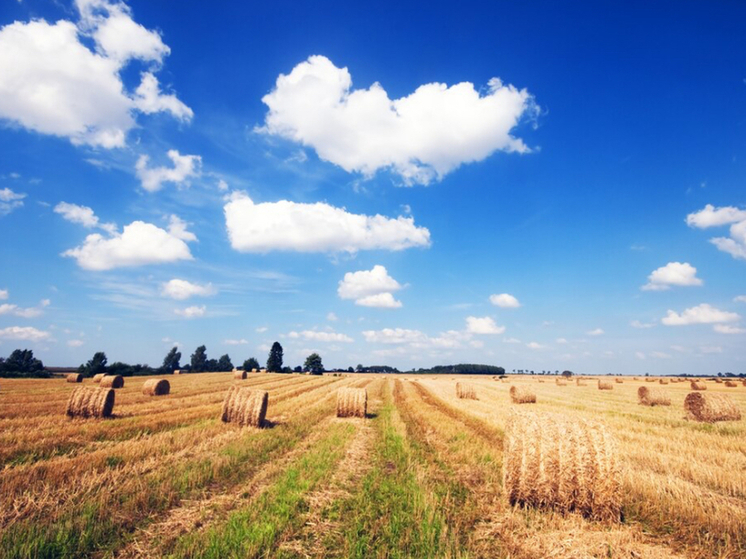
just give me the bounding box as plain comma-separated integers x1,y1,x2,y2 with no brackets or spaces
1,349,45,377
217,354,233,372
304,353,324,375
266,342,283,372
161,346,181,374
242,357,260,371
85,352,108,377
191,345,208,372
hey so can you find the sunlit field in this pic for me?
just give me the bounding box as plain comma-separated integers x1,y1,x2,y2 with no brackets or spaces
1,373,745,559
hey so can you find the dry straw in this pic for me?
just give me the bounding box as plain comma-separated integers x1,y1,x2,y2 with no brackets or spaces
659,379,669,385
615,378,623,384
336,387,368,418
66,373,83,383
556,379,568,386
645,378,655,383
66,386,115,418
510,385,536,404
724,380,738,387
576,379,587,386
684,392,741,422
715,378,723,384
690,381,707,391
233,370,247,380
637,386,671,406
92,373,105,383
456,382,477,399
503,411,621,521
142,378,170,396
598,380,613,390
221,386,268,427
100,375,124,389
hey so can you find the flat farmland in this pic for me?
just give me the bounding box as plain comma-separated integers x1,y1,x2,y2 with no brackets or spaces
1,373,744,559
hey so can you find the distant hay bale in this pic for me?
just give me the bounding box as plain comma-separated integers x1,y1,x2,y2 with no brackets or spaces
173,369,182,375
615,378,623,384
66,386,115,418
503,411,621,521
510,386,536,404
576,378,587,386
684,392,741,422
598,380,613,390
66,373,83,383
715,378,723,384
100,375,124,389
724,380,738,387
556,379,567,386
92,373,105,383
742,380,746,387
336,387,368,418
142,378,170,396
233,370,247,380
637,386,671,406
690,381,707,391
456,382,477,399
645,378,655,383
221,386,268,427
659,379,669,385
632,377,639,381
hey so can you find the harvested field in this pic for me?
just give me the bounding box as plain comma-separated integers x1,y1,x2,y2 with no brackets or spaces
0,373,744,558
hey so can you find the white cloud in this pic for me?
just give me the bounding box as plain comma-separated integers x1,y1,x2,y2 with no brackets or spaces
160,279,215,300
526,341,546,350
362,327,469,350
587,328,604,336
174,305,205,318
713,324,746,334
0,2,190,148
224,339,249,345
338,265,403,308
63,217,195,270
258,55,537,185
630,320,655,329
132,73,193,120
0,304,16,315
326,312,338,322
466,316,505,335
489,293,521,308
735,295,746,303
288,330,353,343
710,220,746,261
135,150,201,192
224,191,430,253
0,289,7,300
0,298,49,318
362,328,428,345
255,326,268,333
503,337,522,344
54,201,116,233
642,262,703,291
686,204,746,228
662,303,740,326
67,339,84,347
0,325,50,341
217,179,229,191
0,187,26,215
555,337,568,344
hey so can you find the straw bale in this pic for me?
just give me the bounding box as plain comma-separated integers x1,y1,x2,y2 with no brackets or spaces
645,378,655,382
684,392,741,422
233,370,247,380
614,378,623,384
221,386,268,427
598,380,613,390
336,387,368,418
92,373,105,383
503,411,621,521
66,373,83,383
658,379,669,385
66,386,115,418
173,369,182,375
637,386,671,406
456,382,477,399
690,381,707,391
142,378,170,396
510,385,536,404
100,375,124,388
715,378,723,384
576,379,587,386
724,380,737,387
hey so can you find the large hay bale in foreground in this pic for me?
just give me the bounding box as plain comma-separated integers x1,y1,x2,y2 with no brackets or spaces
503,411,621,521
659,379,669,385
66,373,83,383
456,382,477,399
221,386,268,427
66,386,115,418
336,387,368,418
685,392,741,422
100,375,124,389
510,386,536,404
233,370,247,380
724,380,738,388
598,380,613,390
638,386,671,406
92,373,105,383
142,378,170,396
690,381,707,391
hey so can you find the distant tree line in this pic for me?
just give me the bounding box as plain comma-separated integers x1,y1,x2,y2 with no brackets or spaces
0,349,49,378
415,364,506,376
355,365,401,374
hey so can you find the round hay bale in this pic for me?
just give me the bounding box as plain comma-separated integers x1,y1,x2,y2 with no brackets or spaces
142,378,170,396
576,379,587,386
233,370,247,380
724,380,738,387
66,386,115,418
645,378,655,383
66,373,83,383
658,379,669,385
637,386,671,406
336,387,368,418
598,380,613,390
714,378,723,384
456,382,477,400
503,411,621,521
510,386,536,404
614,378,623,384
690,381,707,391
173,369,182,375
92,373,105,383
100,375,124,389
221,386,268,427
556,379,568,386
684,392,741,422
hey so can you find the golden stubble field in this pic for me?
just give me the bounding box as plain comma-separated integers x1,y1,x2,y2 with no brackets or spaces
0,373,744,559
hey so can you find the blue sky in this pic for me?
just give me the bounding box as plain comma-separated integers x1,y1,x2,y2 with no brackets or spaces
0,0,745,374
